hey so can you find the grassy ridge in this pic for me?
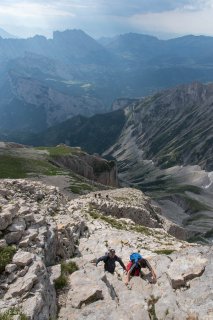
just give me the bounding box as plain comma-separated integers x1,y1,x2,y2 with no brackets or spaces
0,155,63,178
35,145,85,156
0,146,85,179
0,146,110,195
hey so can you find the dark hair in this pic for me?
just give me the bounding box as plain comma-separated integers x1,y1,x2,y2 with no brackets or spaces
139,258,147,268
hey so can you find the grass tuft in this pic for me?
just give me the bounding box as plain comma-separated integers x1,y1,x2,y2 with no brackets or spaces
0,155,27,178
70,183,93,194
61,261,79,274
0,155,64,178
148,295,159,320
0,246,16,274
35,146,85,156
132,224,153,236
54,261,78,290
54,274,68,290
153,249,175,255
0,308,28,320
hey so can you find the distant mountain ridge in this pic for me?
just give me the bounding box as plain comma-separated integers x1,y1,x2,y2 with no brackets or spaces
2,30,213,132
0,29,111,64
0,27,16,39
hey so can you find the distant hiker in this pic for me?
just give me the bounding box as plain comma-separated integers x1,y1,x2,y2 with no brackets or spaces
125,252,156,285
98,193,101,198
96,249,126,274
106,195,109,199
95,193,97,198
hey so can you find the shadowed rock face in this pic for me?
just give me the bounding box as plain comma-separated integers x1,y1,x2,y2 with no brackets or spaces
51,153,118,187
0,179,212,320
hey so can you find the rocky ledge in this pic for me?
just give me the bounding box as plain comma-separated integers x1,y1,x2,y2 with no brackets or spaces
0,179,87,319
0,179,212,320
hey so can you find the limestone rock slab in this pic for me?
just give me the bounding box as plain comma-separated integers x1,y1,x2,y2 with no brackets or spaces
12,250,35,266
5,272,37,298
0,205,18,230
70,285,104,309
167,255,208,289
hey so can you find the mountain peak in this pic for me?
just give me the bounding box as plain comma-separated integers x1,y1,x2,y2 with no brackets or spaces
53,29,91,41
0,27,16,39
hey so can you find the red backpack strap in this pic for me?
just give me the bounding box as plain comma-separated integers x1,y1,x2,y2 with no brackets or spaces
126,261,140,276
126,261,133,271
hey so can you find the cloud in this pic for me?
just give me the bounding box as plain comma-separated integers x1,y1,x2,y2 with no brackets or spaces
129,7,213,36
85,0,213,15
1,0,213,38
0,1,76,36
0,1,74,18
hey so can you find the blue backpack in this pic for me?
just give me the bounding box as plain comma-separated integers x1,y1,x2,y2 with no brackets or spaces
130,253,142,264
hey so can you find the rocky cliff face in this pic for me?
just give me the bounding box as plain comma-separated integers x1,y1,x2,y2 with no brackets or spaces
0,179,87,319
0,179,212,319
50,152,118,187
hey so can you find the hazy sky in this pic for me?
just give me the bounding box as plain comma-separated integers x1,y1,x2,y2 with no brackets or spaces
1,0,213,39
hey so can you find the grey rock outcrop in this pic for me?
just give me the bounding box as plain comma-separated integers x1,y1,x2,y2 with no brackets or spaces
12,251,34,267
167,252,208,289
0,204,18,231
67,188,187,239
0,179,87,319
58,218,213,320
0,178,212,320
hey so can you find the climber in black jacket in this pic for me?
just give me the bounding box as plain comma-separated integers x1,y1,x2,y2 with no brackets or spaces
96,249,126,274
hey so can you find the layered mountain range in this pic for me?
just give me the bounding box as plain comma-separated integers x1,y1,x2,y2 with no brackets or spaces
7,82,212,169
0,29,212,242
1,82,213,242
2,30,213,132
